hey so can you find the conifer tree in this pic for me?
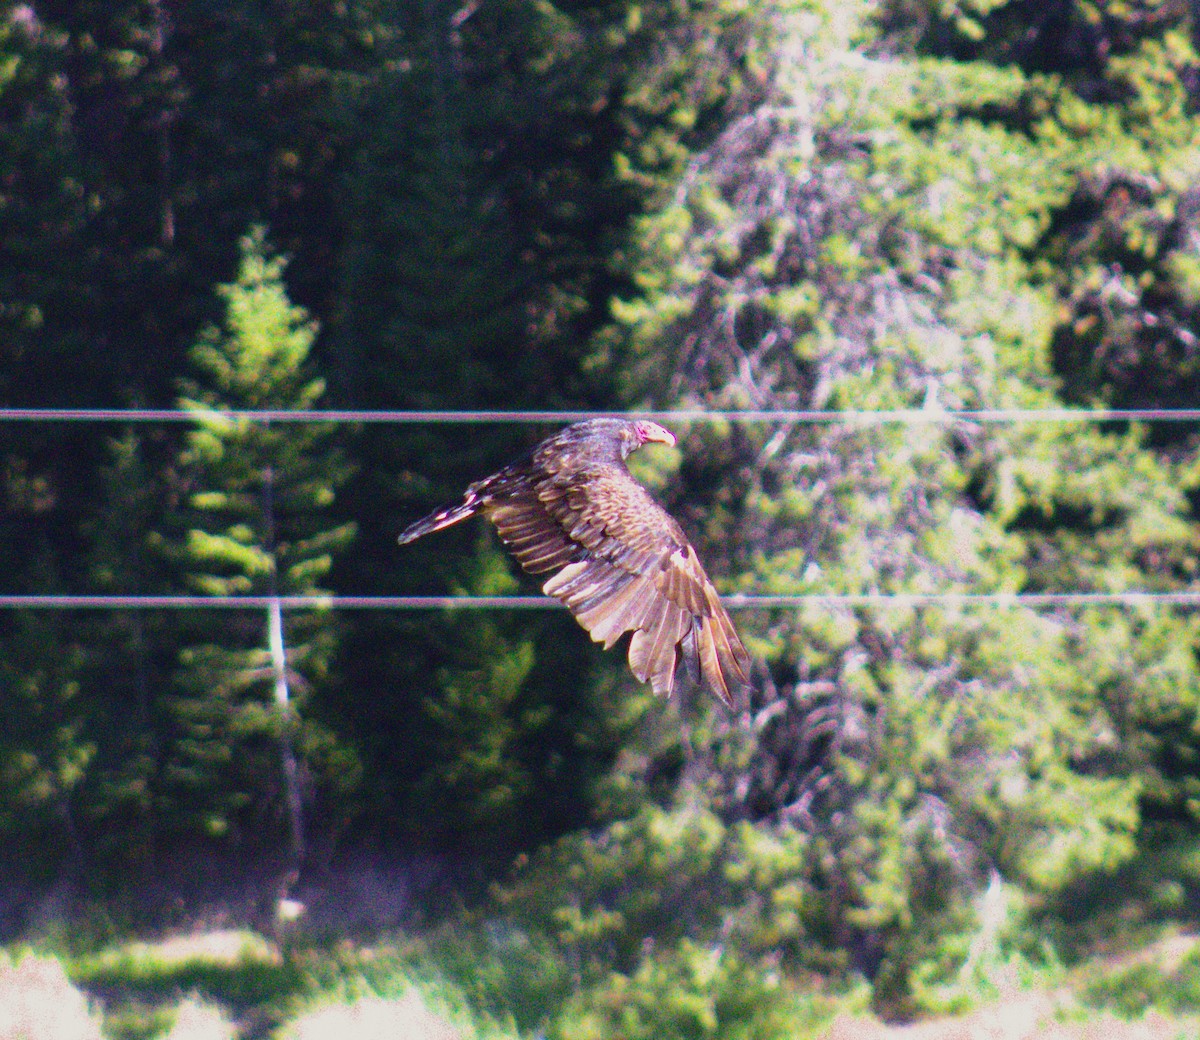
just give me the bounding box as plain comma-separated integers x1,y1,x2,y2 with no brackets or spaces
325,2,634,855
167,227,355,868
538,0,1200,1010
76,430,171,874
875,0,1200,833
0,605,92,882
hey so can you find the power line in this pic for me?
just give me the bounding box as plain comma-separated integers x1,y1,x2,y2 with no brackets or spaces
3,407,1200,424
5,408,1197,609
2,592,1198,609
0,595,555,610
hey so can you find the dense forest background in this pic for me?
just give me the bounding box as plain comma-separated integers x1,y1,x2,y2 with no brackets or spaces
6,0,1200,1033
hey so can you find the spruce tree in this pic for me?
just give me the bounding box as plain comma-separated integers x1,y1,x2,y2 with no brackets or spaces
167,227,355,869
0,604,92,885
518,0,1200,1011
76,430,172,875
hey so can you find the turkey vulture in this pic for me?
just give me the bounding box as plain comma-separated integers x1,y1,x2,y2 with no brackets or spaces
397,418,752,708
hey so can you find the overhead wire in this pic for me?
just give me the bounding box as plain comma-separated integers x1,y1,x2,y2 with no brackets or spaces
3,592,1199,610
4,407,1199,610
3,407,1200,424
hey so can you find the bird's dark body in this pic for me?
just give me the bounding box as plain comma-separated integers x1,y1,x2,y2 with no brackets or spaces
398,418,752,707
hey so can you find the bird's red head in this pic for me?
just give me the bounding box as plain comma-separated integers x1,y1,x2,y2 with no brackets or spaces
632,420,676,447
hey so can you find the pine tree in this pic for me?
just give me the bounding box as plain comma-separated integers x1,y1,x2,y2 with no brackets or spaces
324,1,641,855
166,226,355,869
0,604,92,884
75,430,173,876
874,0,1200,840
557,0,1200,1010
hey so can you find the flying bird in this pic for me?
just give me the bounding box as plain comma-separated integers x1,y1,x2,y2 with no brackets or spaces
397,418,752,708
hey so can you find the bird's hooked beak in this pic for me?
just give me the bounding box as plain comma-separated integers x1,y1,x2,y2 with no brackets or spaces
634,420,676,447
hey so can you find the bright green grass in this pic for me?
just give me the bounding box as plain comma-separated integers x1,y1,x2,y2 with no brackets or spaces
9,917,1200,1040
61,930,517,1040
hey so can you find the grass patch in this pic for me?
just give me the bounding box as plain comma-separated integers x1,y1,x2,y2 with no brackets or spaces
9,923,1200,1040
70,929,303,1036
97,997,178,1040
55,929,520,1040
1077,934,1200,1018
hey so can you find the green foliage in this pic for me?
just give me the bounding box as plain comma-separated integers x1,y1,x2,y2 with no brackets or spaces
551,941,817,1040
164,228,357,851
408,545,544,846
74,932,300,1010
7,0,1200,1022
605,0,1200,1007
324,0,720,857
69,933,300,1038
1080,946,1200,1018
68,934,521,1040
0,610,91,853
496,801,740,974
74,433,170,873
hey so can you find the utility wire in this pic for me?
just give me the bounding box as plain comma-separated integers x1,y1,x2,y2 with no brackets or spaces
2,593,1199,609
5,408,1197,610
3,407,1200,424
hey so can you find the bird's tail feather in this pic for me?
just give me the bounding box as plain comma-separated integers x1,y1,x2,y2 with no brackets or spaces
397,498,477,544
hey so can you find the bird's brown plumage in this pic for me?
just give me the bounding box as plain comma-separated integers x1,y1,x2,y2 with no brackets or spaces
397,418,752,707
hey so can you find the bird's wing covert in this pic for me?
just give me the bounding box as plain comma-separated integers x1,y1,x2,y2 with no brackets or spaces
524,467,751,707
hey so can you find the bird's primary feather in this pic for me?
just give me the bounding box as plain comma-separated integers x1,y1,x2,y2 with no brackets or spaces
396,418,752,707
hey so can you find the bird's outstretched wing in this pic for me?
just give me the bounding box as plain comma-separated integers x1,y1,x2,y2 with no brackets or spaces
397,419,753,708
483,464,751,708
